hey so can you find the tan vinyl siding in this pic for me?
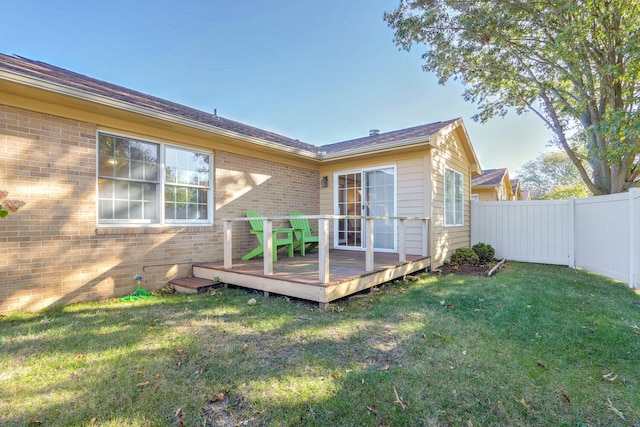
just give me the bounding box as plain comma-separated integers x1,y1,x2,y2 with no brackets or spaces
430,127,474,266
473,188,499,201
397,156,429,254
319,151,431,255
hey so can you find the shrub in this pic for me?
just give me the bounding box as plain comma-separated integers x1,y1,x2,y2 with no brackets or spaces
452,247,479,265
472,242,495,264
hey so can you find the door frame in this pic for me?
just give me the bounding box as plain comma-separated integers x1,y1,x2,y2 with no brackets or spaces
333,165,397,252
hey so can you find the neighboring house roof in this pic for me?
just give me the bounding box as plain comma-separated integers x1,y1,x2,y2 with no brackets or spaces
0,53,480,170
510,179,520,192
472,168,509,188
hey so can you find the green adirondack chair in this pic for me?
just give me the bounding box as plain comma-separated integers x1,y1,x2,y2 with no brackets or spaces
241,211,294,261
288,212,319,256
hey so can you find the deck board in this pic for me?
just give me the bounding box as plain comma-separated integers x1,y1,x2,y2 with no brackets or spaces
193,250,430,307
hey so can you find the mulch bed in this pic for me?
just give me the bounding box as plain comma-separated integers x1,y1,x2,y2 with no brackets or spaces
434,259,506,276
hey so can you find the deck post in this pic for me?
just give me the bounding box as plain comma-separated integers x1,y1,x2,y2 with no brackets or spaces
263,219,273,276
422,218,429,257
318,217,330,284
365,218,374,272
224,220,233,269
398,218,406,263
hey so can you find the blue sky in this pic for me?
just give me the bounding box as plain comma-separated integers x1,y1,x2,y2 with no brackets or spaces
1,0,555,176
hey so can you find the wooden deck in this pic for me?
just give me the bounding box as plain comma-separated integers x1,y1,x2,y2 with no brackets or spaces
192,250,431,308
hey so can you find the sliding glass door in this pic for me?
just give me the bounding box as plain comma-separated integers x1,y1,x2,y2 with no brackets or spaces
335,166,396,251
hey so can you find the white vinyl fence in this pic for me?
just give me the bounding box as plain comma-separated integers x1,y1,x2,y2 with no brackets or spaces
471,188,640,288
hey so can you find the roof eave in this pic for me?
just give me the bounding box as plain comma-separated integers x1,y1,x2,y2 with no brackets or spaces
318,137,431,160
0,68,319,159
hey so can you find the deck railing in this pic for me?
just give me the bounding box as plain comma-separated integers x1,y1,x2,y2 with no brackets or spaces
223,215,430,284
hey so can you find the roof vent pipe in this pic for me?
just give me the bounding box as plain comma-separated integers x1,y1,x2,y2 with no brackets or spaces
369,129,380,136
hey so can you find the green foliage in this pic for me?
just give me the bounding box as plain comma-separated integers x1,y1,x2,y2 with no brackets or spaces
518,151,591,199
385,0,640,194
539,184,591,200
472,242,495,264
452,247,479,265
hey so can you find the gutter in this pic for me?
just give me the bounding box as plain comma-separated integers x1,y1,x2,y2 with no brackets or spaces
0,68,320,159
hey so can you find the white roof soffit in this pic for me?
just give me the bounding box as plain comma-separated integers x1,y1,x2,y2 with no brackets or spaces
0,69,319,159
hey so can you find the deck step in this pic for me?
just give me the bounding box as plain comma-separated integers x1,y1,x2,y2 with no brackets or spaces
170,277,219,294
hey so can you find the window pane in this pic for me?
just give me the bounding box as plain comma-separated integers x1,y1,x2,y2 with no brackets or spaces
99,134,158,181
98,200,113,219
98,133,210,225
131,160,145,180
143,183,156,201
130,182,143,200
130,201,143,219
455,173,463,225
187,204,199,219
98,157,115,177
176,203,187,219
199,189,208,204
99,134,115,156
165,202,176,219
144,162,157,181
98,179,113,198
166,147,210,187
198,205,208,220
114,200,129,220
444,169,463,226
145,201,157,219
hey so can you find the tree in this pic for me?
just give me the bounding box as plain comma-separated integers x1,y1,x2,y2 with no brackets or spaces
385,0,640,194
517,151,590,199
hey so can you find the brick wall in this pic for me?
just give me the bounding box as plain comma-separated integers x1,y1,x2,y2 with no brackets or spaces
0,105,319,314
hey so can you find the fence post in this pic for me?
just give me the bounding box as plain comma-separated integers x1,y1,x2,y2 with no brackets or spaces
567,197,576,268
470,199,477,245
630,188,639,289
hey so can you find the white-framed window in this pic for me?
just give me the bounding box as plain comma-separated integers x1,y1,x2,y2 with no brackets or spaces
444,167,464,226
97,132,213,226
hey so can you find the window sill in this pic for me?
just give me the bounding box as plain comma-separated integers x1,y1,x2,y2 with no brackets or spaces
95,225,214,235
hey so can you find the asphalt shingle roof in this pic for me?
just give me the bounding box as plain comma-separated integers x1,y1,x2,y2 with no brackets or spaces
472,168,508,188
0,53,459,158
320,119,458,154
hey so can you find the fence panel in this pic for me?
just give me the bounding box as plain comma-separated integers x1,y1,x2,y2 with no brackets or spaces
471,200,570,265
471,189,640,288
574,193,630,283
632,189,640,288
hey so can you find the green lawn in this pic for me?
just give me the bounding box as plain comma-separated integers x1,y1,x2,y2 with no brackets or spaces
1,262,639,426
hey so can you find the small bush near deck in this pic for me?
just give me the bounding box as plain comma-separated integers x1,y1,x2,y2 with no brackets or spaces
452,247,479,265
472,242,495,264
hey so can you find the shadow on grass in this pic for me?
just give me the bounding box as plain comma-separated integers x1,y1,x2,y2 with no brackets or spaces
2,263,639,426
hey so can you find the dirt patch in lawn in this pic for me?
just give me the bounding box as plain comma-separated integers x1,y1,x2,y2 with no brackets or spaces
435,260,506,276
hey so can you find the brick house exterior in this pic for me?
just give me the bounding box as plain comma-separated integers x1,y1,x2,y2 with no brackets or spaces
0,54,481,314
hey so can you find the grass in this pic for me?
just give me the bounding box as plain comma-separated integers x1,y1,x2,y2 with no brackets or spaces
1,262,639,426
